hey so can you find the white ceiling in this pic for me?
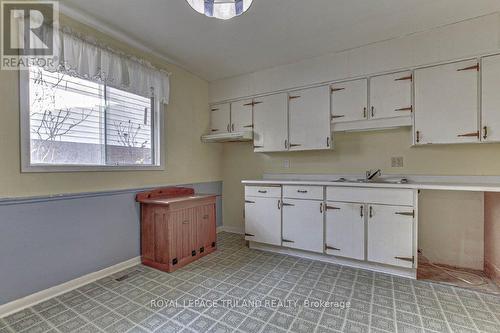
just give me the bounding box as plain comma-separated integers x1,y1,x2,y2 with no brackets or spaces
62,0,500,81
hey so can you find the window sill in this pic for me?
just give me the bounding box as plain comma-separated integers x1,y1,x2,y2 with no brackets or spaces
21,164,165,173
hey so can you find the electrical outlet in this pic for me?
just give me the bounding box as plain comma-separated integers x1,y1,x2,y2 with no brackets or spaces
391,156,404,168
283,160,290,168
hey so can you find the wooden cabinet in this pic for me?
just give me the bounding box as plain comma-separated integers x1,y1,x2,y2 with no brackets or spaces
282,199,324,253
331,78,368,123
210,103,231,134
253,93,288,152
414,59,479,144
244,196,282,246
370,71,413,120
136,187,217,273
481,54,500,142
325,202,365,261
230,99,253,133
367,204,415,268
288,86,332,151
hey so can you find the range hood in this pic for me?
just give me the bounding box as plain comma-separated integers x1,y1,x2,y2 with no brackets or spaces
201,131,253,143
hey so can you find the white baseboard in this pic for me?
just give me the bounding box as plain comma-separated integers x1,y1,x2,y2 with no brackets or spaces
0,256,141,318
217,225,244,234
250,242,416,279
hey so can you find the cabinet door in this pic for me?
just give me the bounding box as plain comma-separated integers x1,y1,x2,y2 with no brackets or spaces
231,99,253,133
253,93,288,152
169,207,198,264
367,204,414,268
370,71,412,120
414,60,479,144
210,103,230,134
197,204,216,250
245,196,282,246
282,199,323,253
288,86,332,151
481,55,500,142
331,78,368,123
325,202,365,261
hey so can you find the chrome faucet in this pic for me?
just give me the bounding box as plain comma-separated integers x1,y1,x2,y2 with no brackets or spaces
366,169,382,181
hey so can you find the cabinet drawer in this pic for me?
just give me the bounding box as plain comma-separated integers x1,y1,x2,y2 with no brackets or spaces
283,185,323,200
326,187,414,206
245,185,281,198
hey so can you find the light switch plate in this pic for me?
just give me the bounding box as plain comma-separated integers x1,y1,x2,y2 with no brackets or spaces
391,156,404,168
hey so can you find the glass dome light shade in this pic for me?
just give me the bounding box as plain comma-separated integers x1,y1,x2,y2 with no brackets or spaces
186,0,253,20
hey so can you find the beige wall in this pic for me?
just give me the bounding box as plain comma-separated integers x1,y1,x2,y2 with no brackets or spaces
0,16,223,198
485,193,500,284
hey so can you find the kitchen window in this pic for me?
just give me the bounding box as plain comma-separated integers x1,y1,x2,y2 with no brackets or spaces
20,65,163,172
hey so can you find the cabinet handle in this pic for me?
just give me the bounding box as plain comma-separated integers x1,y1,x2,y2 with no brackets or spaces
369,206,373,218
457,64,479,72
395,106,412,112
297,190,308,193
360,205,364,217
289,95,301,100
326,205,341,210
258,190,267,193
282,239,295,243
182,220,189,224
203,214,209,219
325,244,340,251
416,130,420,143
227,124,230,132
331,115,345,119
253,145,264,149
211,129,219,132
253,101,262,105
363,107,367,118
282,202,294,206
457,131,479,138
395,211,415,217
483,126,488,140
211,108,219,112
394,256,414,263
243,124,254,128
326,137,330,147
277,200,281,210
320,202,323,213
371,106,375,117
245,233,255,237
231,124,235,131
289,143,302,147
245,200,255,203
395,75,413,81
284,139,288,149
331,87,345,92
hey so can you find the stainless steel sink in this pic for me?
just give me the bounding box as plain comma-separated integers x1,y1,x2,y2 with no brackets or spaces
331,177,409,184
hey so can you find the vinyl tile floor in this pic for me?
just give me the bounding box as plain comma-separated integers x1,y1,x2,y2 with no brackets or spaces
1,232,499,333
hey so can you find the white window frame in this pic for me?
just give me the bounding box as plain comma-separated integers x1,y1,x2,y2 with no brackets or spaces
19,70,166,172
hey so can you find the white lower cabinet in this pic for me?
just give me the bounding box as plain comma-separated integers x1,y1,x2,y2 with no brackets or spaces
244,195,282,246
367,204,415,268
325,202,365,260
282,199,324,253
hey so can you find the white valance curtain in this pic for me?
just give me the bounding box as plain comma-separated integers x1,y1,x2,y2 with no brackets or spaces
21,17,171,104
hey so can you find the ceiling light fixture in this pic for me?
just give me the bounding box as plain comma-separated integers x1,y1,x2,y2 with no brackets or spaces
186,0,253,20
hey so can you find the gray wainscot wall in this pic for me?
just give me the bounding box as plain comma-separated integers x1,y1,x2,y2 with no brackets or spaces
0,181,222,306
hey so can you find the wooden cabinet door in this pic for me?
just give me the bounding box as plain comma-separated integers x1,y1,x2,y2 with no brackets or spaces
370,71,412,120
325,202,365,260
288,86,332,151
282,199,323,253
244,196,282,246
169,207,197,265
330,78,368,123
231,99,253,133
367,204,414,268
414,60,479,144
210,103,230,134
481,54,500,142
197,204,215,250
253,93,288,152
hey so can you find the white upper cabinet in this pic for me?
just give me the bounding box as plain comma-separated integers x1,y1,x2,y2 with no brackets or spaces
414,59,479,144
210,103,231,134
325,202,365,261
330,78,368,123
230,99,253,133
370,71,413,120
288,86,332,151
253,93,288,152
367,204,414,268
481,54,500,142
282,199,324,253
